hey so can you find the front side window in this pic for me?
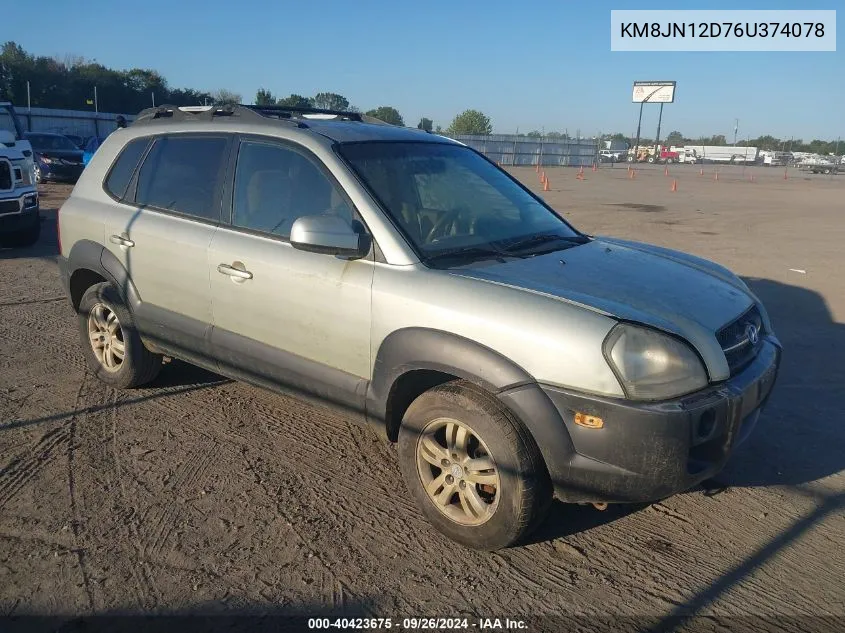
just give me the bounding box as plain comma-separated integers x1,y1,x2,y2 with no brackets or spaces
135,135,229,220
338,142,584,265
231,140,353,239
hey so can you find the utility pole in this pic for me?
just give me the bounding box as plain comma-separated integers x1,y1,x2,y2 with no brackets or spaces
94,86,99,113
151,91,156,107
26,81,32,130
733,119,739,146
655,103,664,147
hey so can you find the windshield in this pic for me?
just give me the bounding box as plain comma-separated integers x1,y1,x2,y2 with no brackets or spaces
338,142,582,263
26,134,78,151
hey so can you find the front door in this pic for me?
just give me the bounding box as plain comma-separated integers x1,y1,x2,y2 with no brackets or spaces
207,137,374,413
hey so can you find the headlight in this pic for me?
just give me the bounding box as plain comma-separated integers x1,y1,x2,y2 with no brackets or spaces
603,324,708,401
40,156,55,164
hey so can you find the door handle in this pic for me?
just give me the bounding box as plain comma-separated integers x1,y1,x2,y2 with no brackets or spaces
217,263,253,280
109,234,135,247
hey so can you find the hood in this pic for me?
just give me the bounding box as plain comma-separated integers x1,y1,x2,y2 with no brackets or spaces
37,149,83,163
448,238,755,376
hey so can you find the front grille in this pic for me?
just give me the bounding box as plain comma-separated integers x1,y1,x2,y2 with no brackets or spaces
717,305,764,375
0,199,20,215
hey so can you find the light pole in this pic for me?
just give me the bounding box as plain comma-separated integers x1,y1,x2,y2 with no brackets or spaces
733,118,739,146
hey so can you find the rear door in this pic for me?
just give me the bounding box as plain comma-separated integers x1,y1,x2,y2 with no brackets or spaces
102,133,232,360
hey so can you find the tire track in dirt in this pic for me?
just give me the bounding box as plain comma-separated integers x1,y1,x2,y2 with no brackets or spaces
139,381,548,615
140,440,220,561
0,376,87,510
66,375,96,615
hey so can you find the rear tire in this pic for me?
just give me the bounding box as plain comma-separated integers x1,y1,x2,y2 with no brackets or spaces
77,282,162,388
397,380,551,550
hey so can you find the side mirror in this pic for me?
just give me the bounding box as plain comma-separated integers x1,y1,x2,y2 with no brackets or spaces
289,214,367,258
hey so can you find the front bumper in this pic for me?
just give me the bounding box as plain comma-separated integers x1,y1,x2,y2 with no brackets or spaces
41,162,84,182
518,337,780,503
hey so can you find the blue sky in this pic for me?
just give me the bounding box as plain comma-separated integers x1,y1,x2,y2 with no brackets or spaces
6,0,842,140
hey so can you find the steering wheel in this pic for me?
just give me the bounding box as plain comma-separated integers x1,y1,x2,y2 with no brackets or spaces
426,208,463,244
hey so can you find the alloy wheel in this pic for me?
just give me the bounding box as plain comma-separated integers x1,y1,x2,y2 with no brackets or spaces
415,417,500,526
87,303,126,372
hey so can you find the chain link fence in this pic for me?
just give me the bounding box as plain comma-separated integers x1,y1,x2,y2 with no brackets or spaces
449,134,600,167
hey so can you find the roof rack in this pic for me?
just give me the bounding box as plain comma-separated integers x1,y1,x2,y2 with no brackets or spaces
132,103,391,128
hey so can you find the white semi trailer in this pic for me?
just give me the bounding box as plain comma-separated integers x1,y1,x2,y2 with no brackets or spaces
683,146,759,164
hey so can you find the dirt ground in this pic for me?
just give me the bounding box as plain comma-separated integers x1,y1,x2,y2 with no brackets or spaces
1,165,844,632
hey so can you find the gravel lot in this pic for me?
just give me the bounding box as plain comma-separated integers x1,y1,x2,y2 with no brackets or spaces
1,165,844,632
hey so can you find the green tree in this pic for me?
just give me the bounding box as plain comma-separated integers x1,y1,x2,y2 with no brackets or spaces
526,130,542,138
664,131,684,146
255,88,276,105
312,92,349,111
211,89,241,105
446,109,492,136
434,125,443,134
417,117,433,132
546,131,569,140
277,93,313,108
750,135,780,150
365,106,404,126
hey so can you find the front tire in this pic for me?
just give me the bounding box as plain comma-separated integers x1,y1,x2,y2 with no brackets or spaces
397,380,551,550
77,282,162,388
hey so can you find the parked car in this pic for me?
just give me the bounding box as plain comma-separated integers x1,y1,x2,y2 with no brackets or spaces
64,134,86,149
25,132,85,183
82,135,109,166
0,144,40,247
57,104,782,550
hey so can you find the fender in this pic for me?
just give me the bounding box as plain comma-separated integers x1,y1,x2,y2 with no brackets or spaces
367,327,534,423
366,328,578,486
66,239,142,310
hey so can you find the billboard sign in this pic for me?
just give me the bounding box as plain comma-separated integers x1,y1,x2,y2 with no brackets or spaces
632,81,676,103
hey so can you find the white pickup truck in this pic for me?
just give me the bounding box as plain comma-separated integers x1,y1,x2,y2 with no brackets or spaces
0,140,40,247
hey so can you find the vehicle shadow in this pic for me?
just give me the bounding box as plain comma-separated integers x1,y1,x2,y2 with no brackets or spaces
0,207,59,261
0,597,377,633
151,358,230,389
712,276,845,490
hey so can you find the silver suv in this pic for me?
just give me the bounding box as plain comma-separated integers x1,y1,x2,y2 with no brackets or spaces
57,105,781,550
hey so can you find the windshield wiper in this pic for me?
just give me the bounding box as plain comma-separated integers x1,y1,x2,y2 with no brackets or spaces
502,233,590,255
422,244,523,266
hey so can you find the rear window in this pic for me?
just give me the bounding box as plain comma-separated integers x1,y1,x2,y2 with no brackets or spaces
135,135,229,220
104,138,149,200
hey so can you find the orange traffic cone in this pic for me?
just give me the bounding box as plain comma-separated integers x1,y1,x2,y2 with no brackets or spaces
543,178,550,191
576,171,584,181
628,169,635,180
671,179,677,192
699,167,704,176
536,163,540,173
578,165,584,176
540,170,546,183
664,166,669,176
592,163,598,172
714,171,719,181
783,168,788,180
